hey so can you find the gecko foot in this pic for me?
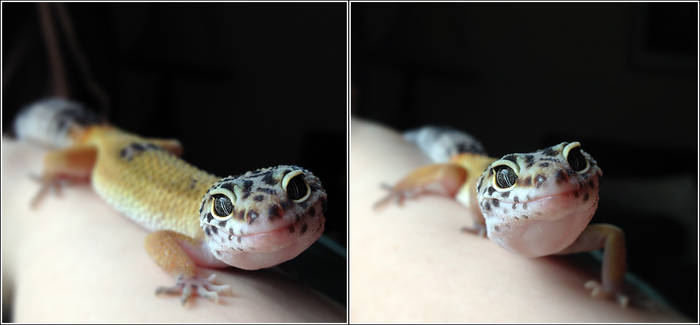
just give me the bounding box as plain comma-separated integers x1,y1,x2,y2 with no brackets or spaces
584,280,629,307
156,273,231,306
29,173,68,208
460,225,487,237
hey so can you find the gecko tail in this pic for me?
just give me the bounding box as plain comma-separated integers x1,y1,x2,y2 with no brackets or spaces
403,125,487,163
13,97,104,148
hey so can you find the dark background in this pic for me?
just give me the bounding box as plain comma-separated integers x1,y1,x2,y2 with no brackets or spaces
2,3,346,308
353,2,697,320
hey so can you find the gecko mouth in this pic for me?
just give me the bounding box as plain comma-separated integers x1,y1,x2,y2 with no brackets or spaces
240,212,316,238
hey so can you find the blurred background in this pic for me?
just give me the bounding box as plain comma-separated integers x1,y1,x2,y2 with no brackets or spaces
352,2,697,320
2,2,346,313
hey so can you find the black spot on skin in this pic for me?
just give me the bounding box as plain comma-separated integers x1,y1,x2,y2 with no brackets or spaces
522,215,529,219
237,210,245,220
556,170,568,184
257,187,277,195
268,205,282,221
487,186,495,195
262,173,277,186
301,223,308,235
253,195,265,201
247,210,259,224
525,155,535,168
542,148,558,156
147,143,162,150
514,216,520,220
535,174,547,188
574,190,579,198
523,202,528,209
216,250,221,256
525,155,534,164
503,155,517,163
228,234,233,241
519,177,532,187
189,178,197,190
501,191,510,198
583,193,589,201
206,213,213,223
242,180,253,199
539,162,549,168
309,207,316,217
218,220,227,227
211,226,218,235
288,225,295,233
492,199,500,207
221,182,235,193
484,202,491,211
205,228,211,236
512,203,517,210
280,200,293,210
494,225,501,231
566,168,576,176
119,148,129,159
513,196,519,203
131,143,146,151
589,179,596,189
476,177,483,192
488,168,494,176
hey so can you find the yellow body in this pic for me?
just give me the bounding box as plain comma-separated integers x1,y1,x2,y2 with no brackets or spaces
80,126,218,239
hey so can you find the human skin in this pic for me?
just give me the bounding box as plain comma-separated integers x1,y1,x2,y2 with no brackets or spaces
1,139,345,323
349,117,688,323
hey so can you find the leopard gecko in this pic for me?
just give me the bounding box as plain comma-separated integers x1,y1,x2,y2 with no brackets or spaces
15,98,328,305
376,125,627,307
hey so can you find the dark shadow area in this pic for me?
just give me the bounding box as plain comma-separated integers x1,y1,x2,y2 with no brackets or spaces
352,2,697,320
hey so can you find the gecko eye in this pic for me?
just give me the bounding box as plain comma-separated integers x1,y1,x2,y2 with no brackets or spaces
491,159,519,191
211,194,234,218
282,170,311,202
563,142,589,173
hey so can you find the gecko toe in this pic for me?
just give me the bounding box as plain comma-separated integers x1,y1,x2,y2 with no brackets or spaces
156,273,230,306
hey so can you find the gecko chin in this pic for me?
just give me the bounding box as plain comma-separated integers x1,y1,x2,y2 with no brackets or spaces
204,199,326,270
486,191,599,257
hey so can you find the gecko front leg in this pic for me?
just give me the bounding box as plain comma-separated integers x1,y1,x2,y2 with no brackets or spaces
557,223,628,307
144,230,231,305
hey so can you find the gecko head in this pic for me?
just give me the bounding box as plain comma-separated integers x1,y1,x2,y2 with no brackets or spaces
199,165,327,270
475,141,602,257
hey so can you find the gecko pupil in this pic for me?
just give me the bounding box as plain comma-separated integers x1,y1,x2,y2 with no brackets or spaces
495,166,517,189
567,147,588,172
286,174,308,201
213,194,233,217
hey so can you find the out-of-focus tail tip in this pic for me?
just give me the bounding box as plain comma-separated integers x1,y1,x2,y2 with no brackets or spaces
13,97,103,148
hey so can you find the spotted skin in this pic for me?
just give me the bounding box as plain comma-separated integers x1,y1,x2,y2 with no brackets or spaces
377,131,628,307
198,165,326,264
474,142,603,257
